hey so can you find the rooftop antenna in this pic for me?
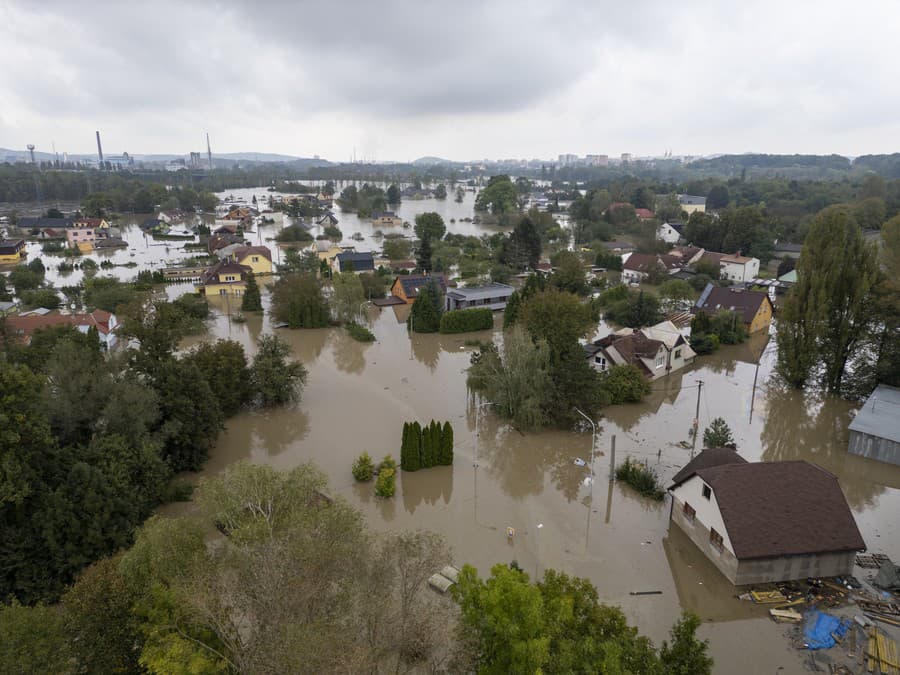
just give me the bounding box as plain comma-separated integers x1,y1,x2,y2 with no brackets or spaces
27,144,36,164
206,133,213,170
96,131,104,166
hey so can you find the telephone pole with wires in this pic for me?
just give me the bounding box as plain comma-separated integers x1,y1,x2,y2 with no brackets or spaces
691,380,704,458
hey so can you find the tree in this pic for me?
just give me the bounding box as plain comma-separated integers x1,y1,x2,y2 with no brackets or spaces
658,278,694,310
241,271,262,312
416,234,433,272
659,612,713,675
440,421,454,465
550,250,588,295
386,184,401,204
352,452,375,481
598,365,651,404
703,418,735,448
271,273,330,328
475,175,519,217
501,216,542,271
776,207,879,391
0,602,72,673
185,340,252,417
383,238,412,261
434,183,447,199
358,271,387,299
251,334,308,407
414,212,446,241
455,186,465,203
408,278,442,333
706,185,730,210
331,272,365,323
467,325,553,429
605,290,662,328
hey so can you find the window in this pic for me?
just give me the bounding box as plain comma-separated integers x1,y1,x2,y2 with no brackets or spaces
252,256,259,262
674,349,682,359
594,356,607,371
682,502,696,523
702,484,711,500
710,528,724,553
655,353,665,369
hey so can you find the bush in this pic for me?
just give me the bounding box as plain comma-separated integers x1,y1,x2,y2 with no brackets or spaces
400,420,453,471
352,452,375,482
374,467,395,497
615,457,665,500
378,454,397,472
440,308,493,334
598,364,651,404
347,322,375,342
689,332,719,354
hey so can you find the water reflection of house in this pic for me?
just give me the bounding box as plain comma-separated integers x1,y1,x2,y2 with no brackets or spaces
691,284,773,334
668,448,865,585
847,384,900,466
585,320,695,379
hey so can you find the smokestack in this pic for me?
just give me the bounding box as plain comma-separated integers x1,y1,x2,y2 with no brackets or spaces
27,144,36,164
206,132,213,170
96,131,104,164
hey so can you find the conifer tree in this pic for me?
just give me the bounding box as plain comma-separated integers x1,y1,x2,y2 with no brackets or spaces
400,422,410,471
241,271,263,312
412,421,423,469
422,421,433,468
440,421,454,465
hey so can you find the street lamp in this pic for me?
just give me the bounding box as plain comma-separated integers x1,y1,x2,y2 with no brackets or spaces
574,407,597,477
474,400,495,468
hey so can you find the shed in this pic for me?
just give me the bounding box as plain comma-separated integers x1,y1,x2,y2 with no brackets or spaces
848,384,900,466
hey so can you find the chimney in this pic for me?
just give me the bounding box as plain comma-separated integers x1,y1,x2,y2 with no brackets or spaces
96,131,104,163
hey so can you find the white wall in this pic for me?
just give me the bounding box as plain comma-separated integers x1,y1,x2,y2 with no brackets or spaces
671,475,735,555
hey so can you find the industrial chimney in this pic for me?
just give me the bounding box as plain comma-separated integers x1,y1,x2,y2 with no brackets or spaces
96,131,104,164
27,144,36,163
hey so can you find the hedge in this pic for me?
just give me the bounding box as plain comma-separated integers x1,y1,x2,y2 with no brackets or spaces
439,308,494,334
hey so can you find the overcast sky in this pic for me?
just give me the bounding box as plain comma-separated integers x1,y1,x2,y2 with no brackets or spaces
2,0,899,162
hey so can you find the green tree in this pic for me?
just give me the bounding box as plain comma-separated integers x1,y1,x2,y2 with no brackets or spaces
408,278,442,332
475,175,519,217
331,271,365,323
386,184,401,204
501,216,542,271
658,278,694,310
271,273,330,328
416,234,433,272
185,340,252,417
703,418,735,448
659,612,713,675
598,364,652,404
440,420,454,465
550,250,588,295
352,452,375,481
241,271,263,312
0,601,72,674
383,237,412,261
250,334,308,407
605,290,662,328
434,183,447,199
414,212,446,241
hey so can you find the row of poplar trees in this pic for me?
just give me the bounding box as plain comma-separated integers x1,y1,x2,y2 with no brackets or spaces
400,420,453,471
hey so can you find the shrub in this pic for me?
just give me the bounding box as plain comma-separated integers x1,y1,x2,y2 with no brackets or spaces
689,333,719,354
615,457,665,500
347,322,375,342
352,452,375,482
379,454,397,472
374,467,395,497
439,308,494,334
598,364,651,404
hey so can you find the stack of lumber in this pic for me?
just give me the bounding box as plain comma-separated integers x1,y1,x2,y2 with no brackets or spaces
867,627,899,674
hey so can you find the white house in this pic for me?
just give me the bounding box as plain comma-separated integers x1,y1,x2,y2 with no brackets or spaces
719,254,760,283
657,221,685,244
668,449,865,585
445,283,514,311
584,320,695,380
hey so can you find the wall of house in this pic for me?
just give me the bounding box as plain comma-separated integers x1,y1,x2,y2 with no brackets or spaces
621,269,647,284
681,203,706,215
732,551,856,585
848,431,900,466
671,491,740,583
749,300,773,333
667,343,693,372
199,282,245,296
658,225,680,244
640,350,668,381
237,255,272,276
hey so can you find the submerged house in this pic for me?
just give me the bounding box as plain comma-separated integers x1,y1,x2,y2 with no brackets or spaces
196,259,250,296
0,239,27,262
668,449,865,585
4,309,118,350
848,384,900,466
692,284,773,334
390,275,447,304
444,283,514,311
584,320,695,379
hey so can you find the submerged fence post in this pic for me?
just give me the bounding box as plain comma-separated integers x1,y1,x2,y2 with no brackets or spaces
609,435,616,482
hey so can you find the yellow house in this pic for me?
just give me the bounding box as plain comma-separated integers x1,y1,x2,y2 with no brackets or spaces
0,239,27,262
230,245,273,276
196,259,249,296
312,241,343,263
691,285,774,334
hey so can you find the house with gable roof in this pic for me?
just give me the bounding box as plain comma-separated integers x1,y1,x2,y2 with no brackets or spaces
668,448,865,584
691,283,773,333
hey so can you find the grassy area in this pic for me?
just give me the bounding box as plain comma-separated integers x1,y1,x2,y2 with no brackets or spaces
347,322,375,342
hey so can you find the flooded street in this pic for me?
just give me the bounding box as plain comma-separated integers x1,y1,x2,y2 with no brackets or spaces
165,290,900,675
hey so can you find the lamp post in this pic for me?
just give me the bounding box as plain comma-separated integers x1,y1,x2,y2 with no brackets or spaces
474,400,495,468
574,407,597,476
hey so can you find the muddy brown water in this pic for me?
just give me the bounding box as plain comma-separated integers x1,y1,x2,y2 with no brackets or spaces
159,291,900,675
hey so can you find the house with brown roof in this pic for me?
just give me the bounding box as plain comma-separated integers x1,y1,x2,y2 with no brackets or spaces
196,259,250,296
230,245,273,276
4,309,118,349
668,449,865,585
0,239,27,262
720,253,760,283
390,275,447,304
621,252,683,284
691,283,773,333
585,320,695,379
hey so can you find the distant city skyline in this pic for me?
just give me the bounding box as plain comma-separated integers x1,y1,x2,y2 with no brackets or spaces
2,1,899,162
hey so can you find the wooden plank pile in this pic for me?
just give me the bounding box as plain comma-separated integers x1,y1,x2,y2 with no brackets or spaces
861,601,900,629
858,554,891,569
867,626,899,674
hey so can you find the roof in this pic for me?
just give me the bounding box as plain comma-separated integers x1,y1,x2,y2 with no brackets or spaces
699,251,726,266
72,218,105,227
446,283,514,301
16,216,73,229
778,269,798,283
0,239,25,252
336,251,374,263
775,241,803,253
693,461,865,559
848,384,900,444
679,194,707,206
4,309,115,339
623,253,663,272
203,259,249,285
232,245,272,262
393,275,447,298
721,253,755,265
669,447,747,488
641,320,689,350
666,221,685,234
693,284,771,324
635,208,655,219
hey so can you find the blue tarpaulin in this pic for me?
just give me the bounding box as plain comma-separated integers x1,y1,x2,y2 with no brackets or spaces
803,611,852,650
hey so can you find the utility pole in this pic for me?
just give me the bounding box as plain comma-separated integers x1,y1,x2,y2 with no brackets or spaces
609,434,616,481
691,380,704,458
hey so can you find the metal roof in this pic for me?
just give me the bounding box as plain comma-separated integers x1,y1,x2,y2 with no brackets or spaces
446,283,514,301
849,384,900,444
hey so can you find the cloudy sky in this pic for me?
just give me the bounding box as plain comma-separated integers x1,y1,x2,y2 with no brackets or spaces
2,0,898,161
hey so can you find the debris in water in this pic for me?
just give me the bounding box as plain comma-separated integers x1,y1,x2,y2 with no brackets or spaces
630,591,663,596
573,458,587,467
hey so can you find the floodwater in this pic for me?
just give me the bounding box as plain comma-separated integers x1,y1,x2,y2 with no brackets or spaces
165,289,900,675
13,187,898,673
